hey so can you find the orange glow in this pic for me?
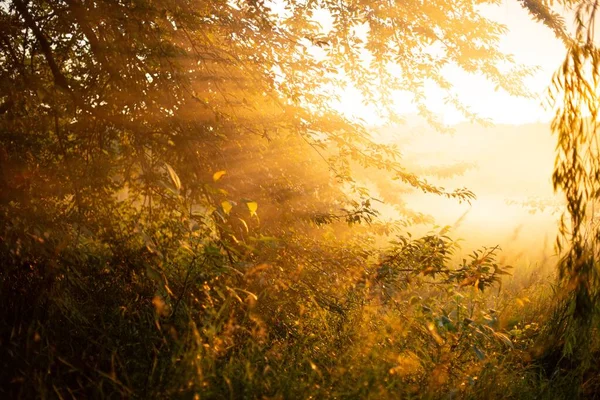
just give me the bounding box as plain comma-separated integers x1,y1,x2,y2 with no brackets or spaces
333,1,564,127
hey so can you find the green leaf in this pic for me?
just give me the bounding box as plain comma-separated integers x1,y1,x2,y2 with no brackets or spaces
473,345,486,360
179,240,195,255
146,265,163,282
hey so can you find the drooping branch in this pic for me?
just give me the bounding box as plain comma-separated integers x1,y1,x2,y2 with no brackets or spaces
61,0,120,81
12,0,71,92
517,0,571,45
543,0,600,357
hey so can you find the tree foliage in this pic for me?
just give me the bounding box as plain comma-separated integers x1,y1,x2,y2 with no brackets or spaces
519,0,600,364
0,0,539,397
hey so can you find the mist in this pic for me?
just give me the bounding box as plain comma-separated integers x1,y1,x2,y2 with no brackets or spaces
368,118,562,265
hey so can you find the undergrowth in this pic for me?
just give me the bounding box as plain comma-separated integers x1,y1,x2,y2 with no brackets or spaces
2,206,598,399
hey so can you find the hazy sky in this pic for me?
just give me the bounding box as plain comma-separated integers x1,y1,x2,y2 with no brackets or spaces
336,0,568,126
329,1,568,262
367,120,561,265
458,1,567,124
373,1,568,261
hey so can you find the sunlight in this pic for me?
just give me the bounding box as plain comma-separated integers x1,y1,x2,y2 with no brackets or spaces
330,1,563,129
6,0,600,397
334,75,553,127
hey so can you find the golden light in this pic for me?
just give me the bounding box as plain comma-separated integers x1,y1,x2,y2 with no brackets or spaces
331,0,564,128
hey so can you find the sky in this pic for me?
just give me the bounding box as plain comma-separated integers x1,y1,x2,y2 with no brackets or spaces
381,121,561,265
336,0,568,126
274,0,569,264
356,1,570,264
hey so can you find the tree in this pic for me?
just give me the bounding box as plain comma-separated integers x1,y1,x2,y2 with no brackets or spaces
517,0,600,362
0,0,531,396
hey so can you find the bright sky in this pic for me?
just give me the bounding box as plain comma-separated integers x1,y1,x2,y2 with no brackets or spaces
266,0,570,262
335,1,567,126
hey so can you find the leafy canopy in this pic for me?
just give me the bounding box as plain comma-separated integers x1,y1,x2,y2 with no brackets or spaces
0,0,533,397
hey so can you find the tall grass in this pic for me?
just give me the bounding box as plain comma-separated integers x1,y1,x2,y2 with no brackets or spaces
4,213,598,399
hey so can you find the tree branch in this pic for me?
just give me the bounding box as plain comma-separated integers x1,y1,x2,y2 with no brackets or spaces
13,0,72,92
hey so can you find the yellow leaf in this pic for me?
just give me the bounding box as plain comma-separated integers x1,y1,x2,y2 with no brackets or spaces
221,200,232,215
247,201,258,216
427,322,445,345
179,240,195,255
493,332,514,349
165,163,181,190
389,352,422,377
164,284,175,297
213,170,226,182
238,218,249,233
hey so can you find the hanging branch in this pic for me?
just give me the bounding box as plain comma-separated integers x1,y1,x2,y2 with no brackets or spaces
543,0,600,357
12,0,72,93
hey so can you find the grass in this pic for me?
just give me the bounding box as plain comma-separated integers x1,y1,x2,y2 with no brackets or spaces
1,221,599,399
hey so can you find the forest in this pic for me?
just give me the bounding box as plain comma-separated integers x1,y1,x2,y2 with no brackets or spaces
1,0,600,398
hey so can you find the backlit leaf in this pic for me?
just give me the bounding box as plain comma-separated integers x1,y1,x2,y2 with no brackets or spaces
238,218,249,233
473,345,486,360
493,332,514,349
247,201,258,216
165,163,181,190
159,180,179,195
213,170,226,182
221,201,233,215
